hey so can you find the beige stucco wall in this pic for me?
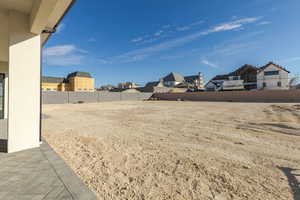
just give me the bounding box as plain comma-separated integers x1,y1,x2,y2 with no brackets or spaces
8,11,41,153
257,64,289,90
69,77,95,92
0,9,9,62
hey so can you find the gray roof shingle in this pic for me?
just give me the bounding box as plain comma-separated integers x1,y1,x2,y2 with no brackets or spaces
67,72,92,79
42,76,66,83
163,72,184,82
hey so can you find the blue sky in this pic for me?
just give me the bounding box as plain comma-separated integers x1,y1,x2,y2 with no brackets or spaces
43,0,300,87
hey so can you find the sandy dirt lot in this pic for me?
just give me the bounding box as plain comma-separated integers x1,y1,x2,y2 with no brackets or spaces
42,101,300,200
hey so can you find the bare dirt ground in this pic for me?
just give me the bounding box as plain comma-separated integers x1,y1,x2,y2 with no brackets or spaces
42,101,300,200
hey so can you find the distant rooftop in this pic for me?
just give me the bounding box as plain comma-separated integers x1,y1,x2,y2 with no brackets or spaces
67,72,92,79
42,76,66,83
163,72,184,82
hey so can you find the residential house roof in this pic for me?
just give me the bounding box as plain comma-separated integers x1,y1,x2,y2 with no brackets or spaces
42,76,66,83
145,81,164,88
184,75,199,81
163,72,184,82
212,74,230,80
211,64,258,81
67,72,92,79
228,64,258,76
258,62,290,74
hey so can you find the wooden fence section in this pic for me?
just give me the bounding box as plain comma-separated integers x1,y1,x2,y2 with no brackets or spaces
153,90,300,103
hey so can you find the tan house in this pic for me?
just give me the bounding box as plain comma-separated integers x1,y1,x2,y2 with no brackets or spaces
0,0,75,153
42,72,95,92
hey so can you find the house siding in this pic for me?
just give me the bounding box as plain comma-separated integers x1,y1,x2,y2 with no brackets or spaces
257,64,289,90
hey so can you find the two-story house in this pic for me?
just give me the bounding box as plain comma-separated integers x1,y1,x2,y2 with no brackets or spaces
257,62,290,90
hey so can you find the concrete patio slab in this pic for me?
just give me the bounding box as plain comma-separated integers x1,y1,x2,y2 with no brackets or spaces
0,141,96,200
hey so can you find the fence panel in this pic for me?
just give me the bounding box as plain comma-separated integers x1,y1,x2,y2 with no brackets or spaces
42,92,69,104
153,90,300,103
98,92,121,102
139,93,153,100
42,91,153,104
121,93,140,101
68,92,98,103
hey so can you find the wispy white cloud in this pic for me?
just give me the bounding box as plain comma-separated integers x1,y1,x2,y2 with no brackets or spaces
56,23,65,34
158,31,264,61
258,21,272,25
43,45,87,66
160,55,185,60
176,26,191,31
176,20,205,32
201,59,219,68
108,17,262,63
131,37,144,43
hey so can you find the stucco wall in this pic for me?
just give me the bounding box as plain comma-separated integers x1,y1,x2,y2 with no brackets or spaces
0,119,7,140
0,9,9,62
68,92,98,103
153,90,300,103
42,91,153,104
8,11,41,153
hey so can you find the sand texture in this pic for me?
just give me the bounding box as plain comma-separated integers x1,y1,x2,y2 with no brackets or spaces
42,101,300,200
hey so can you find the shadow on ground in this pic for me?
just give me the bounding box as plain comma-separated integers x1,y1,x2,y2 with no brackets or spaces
278,167,300,200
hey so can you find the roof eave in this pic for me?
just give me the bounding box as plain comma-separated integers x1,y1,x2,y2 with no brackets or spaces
42,0,76,45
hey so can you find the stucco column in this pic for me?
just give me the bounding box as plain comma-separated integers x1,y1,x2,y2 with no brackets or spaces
8,11,41,153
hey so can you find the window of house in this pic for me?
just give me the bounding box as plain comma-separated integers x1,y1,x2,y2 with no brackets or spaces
263,82,267,88
277,81,282,87
0,74,4,119
264,71,279,76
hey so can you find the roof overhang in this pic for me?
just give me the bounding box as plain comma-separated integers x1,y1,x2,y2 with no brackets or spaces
0,0,75,45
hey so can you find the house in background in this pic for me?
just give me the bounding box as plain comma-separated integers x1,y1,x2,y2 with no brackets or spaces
143,72,205,92
163,72,185,87
227,64,258,90
141,79,170,93
206,64,258,91
118,82,140,89
42,77,66,91
206,63,290,91
257,62,290,90
42,72,95,92
184,72,205,90
98,84,116,91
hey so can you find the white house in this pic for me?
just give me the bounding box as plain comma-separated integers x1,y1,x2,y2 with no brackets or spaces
205,75,244,91
257,62,290,90
163,72,184,87
0,0,75,153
